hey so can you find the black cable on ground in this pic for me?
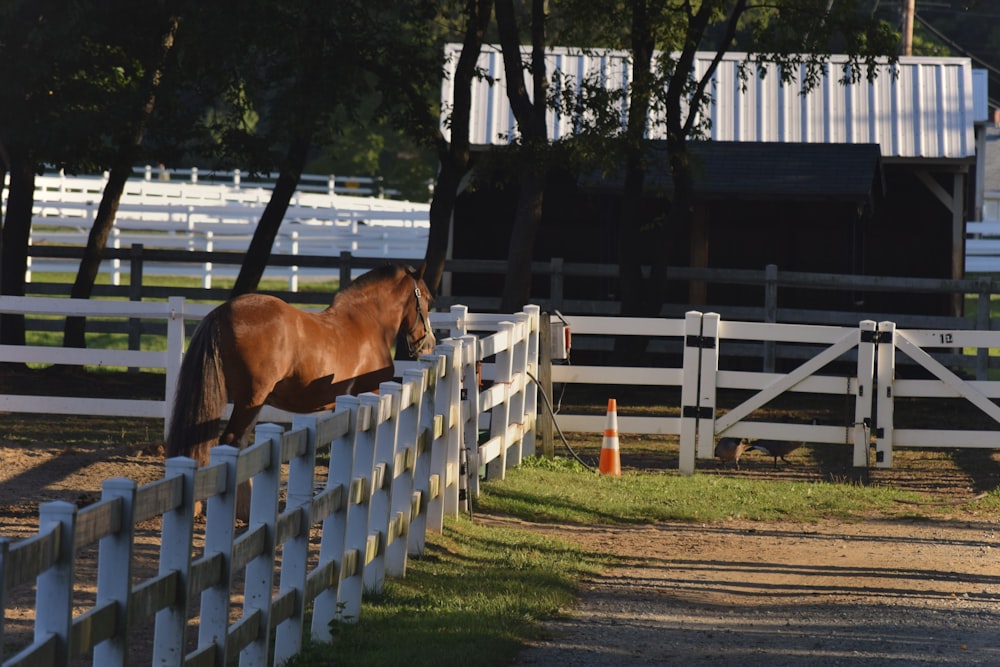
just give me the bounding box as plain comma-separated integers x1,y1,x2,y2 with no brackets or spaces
527,369,597,472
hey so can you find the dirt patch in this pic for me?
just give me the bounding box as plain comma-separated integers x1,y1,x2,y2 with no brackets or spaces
495,515,1000,666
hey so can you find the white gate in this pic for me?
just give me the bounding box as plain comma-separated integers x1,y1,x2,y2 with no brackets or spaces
874,322,1000,467
683,313,877,472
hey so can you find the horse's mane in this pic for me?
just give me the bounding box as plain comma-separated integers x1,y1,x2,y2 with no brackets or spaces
333,263,413,306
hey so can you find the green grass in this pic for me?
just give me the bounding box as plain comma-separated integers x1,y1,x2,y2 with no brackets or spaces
476,455,931,523
286,516,606,667
282,453,1000,666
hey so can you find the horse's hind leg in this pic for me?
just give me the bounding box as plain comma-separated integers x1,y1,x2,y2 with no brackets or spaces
220,402,266,522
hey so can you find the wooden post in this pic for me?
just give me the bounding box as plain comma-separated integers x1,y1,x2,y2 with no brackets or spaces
127,244,144,363
164,296,186,441
274,416,318,663
521,305,540,458
197,445,240,664
35,501,77,666
311,401,358,641
976,277,990,381
764,264,778,373
241,423,284,666
538,312,554,458
340,395,376,623
153,457,197,667
94,478,138,667
459,335,482,499
386,375,421,577
486,324,514,481
364,390,398,595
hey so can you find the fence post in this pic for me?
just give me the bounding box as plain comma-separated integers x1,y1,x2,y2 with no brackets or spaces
976,276,991,380
459,334,481,501
449,304,468,338
240,423,284,666
439,340,464,517
522,305,551,456
164,296,186,441
35,500,77,665
339,394,377,624
197,445,241,665
339,251,353,288
273,416,318,664
521,305,540,458
153,457,197,667
311,401,358,641
537,312,554,459
875,321,897,468
854,321,878,468
423,353,449,532
678,311,703,475
506,313,531,468
93,478,137,667
385,376,421,578
763,264,778,373
696,313,721,461
364,391,398,596
486,324,514,481
408,364,436,553
127,244,144,364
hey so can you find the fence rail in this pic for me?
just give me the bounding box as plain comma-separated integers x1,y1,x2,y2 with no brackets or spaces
540,311,1000,474
0,300,540,667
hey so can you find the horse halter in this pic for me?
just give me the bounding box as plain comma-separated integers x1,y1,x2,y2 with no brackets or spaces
405,278,434,358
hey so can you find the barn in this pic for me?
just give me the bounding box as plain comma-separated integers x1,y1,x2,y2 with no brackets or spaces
443,47,990,317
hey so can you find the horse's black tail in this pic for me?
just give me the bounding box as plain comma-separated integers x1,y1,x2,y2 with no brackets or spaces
165,313,227,467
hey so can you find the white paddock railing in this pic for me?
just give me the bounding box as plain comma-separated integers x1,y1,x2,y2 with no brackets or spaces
0,301,540,667
545,311,1000,473
26,172,430,288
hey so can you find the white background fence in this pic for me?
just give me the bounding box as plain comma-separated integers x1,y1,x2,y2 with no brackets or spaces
542,311,1000,473
0,298,539,667
23,169,430,287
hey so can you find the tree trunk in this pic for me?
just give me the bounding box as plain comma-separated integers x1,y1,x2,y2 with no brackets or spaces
613,2,660,362
231,129,312,297
62,163,131,349
496,0,547,313
0,149,36,350
63,15,180,349
422,0,492,296
500,167,545,312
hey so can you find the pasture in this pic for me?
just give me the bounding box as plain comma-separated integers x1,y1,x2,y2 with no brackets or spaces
1,367,999,665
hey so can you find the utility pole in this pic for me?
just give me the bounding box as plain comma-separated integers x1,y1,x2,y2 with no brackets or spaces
900,0,915,56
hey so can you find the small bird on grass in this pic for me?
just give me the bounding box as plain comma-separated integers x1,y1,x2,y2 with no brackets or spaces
750,439,803,468
714,437,750,469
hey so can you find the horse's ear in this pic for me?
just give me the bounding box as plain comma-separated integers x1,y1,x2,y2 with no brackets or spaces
416,262,427,281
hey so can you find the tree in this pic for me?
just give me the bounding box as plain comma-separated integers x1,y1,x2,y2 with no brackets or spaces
196,0,441,297
550,0,898,326
63,9,182,349
0,1,143,348
495,0,549,312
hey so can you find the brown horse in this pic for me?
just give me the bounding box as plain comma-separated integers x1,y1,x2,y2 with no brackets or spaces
165,263,435,468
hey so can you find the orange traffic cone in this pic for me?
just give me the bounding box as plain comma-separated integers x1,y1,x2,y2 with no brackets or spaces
599,398,621,476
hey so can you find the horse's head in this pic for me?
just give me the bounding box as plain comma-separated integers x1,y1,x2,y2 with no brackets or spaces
402,264,436,358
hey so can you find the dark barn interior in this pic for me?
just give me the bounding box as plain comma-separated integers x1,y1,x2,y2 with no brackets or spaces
451,139,963,318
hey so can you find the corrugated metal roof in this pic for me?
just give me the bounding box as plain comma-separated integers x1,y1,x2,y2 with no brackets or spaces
443,45,981,160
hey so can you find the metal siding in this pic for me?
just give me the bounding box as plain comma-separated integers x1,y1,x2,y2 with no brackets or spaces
447,45,977,159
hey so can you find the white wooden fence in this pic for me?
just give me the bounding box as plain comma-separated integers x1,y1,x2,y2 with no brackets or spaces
0,299,539,667
547,311,1000,473
24,170,430,287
